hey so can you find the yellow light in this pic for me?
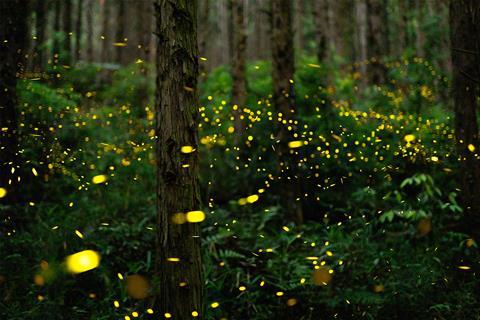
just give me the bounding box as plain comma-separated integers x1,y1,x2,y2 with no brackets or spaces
114,300,120,308
0,188,6,198
458,265,471,270
431,156,439,162
192,311,199,317
146,309,154,314
75,230,84,239
246,194,259,203
164,313,172,318
186,210,205,223
288,140,304,148
65,250,100,274
211,302,220,308
239,286,246,291
167,257,180,262
404,134,415,143
32,168,38,176
132,312,139,318
92,175,107,184
180,146,195,154
468,144,475,152
227,126,235,133
276,291,284,297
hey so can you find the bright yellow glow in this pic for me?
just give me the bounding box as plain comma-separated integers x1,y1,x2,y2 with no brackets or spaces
114,300,120,308
276,291,284,296
146,309,154,314
164,313,172,318
186,210,205,223
288,140,304,148
32,168,38,176
404,134,415,143
0,188,6,198
211,302,220,308
239,286,246,291
192,311,199,317
180,146,195,154
66,250,100,274
468,144,475,152
246,194,259,203
92,175,107,184
167,257,180,262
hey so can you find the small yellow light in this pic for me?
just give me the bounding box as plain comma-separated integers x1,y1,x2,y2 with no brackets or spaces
114,300,120,308
227,126,235,133
164,313,172,318
32,168,38,176
180,146,195,154
404,134,415,143
276,291,284,297
65,250,100,274
431,156,439,162
167,257,180,262
211,302,220,308
192,311,199,317
75,230,84,239
458,265,471,270
468,144,475,152
92,175,107,184
132,311,139,318
146,308,154,314
186,210,206,223
239,286,246,291
288,140,304,148
0,188,7,198
246,194,259,203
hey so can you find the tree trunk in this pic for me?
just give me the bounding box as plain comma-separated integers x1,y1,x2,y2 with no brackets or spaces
75,0,83,62
415,0,425,57
294,0,305,55
116,0,125,64
86,0,94,62
0,0,29,218
270,0,303,225
154,0,203,317
101,0,111,62
63,0,73,65
197,0,210,77
313,0,328,64
33,0,47,71
231,0,247,137
355,0,368,90
450,0,480,237
367,0,387,85
52,0,62,64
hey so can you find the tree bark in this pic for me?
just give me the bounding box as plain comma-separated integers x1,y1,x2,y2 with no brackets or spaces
197,0,210,77
450,0,480,237
52,0,62,64
63,0,73,65
231,0,247,137
154,0,203,317
86,0,94,62
33,0,47,71
0,0,29,217
116,0,125,64
270,0,303,224
313,0,328,64
101,0,111,62
75,0,83,62
367,0,388,85
355,0,368,90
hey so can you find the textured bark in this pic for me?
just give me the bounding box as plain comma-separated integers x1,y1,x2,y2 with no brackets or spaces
75,0,83,62
63,0,73,65
313,0,328,63
33,0,47,71
231,0,247,137
367,0,388,85
0,0,28,212
270,0,303,224
450,0,480,237
86,0,94,62
116,0,126,64
154,0,203,317
415,0,426,57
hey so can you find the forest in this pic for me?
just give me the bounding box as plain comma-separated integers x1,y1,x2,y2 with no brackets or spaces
1,0,480,319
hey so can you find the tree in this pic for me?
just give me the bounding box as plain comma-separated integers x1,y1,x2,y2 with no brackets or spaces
63,0,73,65
154,0,203,317
86,0,94,62
116,0,126,64
101,0,111,62
231,0,247,137
75,0,83,62
355,0,368,90
313,0,328,64
0,0,29,215
33,0,47,71
450,0,480,237
270,0,303,224
52,0,62,64
367,0,388,85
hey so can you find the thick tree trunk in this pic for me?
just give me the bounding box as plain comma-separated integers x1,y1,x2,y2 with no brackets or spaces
0,0,29,218
63,0,73,65
75,0,83,62
231,0,247,137
33,0,47,71
116,0,125,64
86,0,94,62
271,0,303,225
313,0,328,64
154,0,203,317
450,0,480,237
367,0,388,85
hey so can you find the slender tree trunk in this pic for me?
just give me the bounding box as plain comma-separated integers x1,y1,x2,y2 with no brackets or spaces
450,0,480,237
86,0,94,62
63,0,73,65
75,0,83,62
0,0,29,220
367,0,387,85
52,0,62,64
231,0,247,137
33,0,47,71
197,0,210,77
313,0,328,64
101,0,111,62
154,0,203,317
355,0,368,90
116,0,125,64
415,0,425,57
270,0,303,225
294,0,305,56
